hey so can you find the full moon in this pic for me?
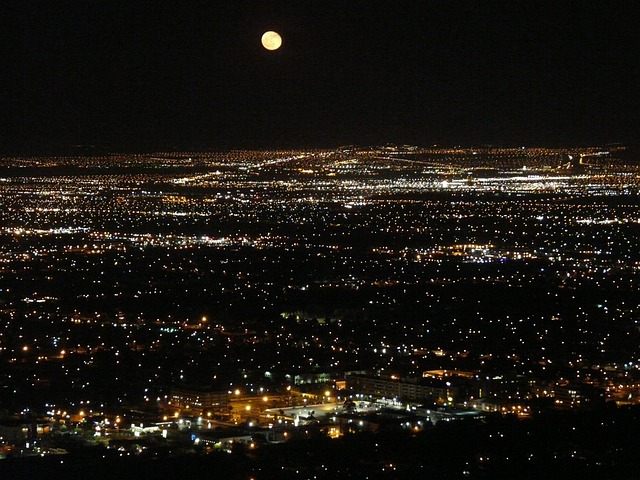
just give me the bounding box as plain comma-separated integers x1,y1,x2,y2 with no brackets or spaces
261,31,282,51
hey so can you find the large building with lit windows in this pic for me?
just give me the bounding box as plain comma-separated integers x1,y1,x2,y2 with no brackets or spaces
346,373,458,404
169,385,228,413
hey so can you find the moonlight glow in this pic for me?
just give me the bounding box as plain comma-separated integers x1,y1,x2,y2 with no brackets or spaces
261,31,282,51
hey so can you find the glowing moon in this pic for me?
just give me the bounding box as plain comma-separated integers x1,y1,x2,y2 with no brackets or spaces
261,31,282,51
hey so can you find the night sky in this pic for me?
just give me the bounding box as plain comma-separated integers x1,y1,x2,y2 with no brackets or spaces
1,1,638,153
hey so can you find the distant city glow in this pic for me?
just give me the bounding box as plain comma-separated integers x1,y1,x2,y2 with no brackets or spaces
0,145,638,469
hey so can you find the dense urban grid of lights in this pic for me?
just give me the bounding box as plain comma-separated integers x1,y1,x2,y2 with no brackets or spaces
0,146,638,473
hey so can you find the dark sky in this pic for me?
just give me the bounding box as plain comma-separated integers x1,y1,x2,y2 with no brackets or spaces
0,1,638,153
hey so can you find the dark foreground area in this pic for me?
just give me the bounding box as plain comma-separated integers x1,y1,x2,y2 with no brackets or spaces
4,406,640,480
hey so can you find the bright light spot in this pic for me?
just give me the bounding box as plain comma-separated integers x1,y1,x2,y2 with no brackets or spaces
261,31,282,51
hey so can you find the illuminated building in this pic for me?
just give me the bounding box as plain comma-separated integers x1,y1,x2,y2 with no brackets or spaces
346,373,457,404
169,386,228,414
